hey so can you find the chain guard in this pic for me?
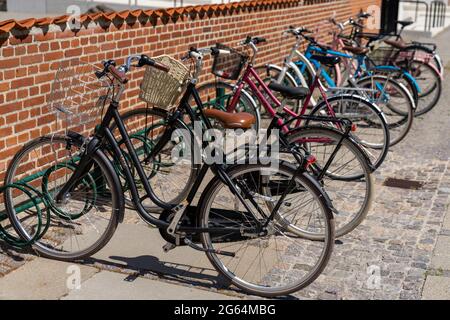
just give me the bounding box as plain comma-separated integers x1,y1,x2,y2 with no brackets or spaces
158,209,197,245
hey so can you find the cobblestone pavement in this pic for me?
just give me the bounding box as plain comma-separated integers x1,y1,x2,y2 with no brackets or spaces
1,30,449,300
292,39,450,299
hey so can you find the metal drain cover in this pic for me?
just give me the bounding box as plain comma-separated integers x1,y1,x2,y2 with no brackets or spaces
383,178,424,190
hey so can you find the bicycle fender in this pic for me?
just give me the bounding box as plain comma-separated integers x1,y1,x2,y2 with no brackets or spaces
280,161,334,217
94,147,126,223
372,66,422,94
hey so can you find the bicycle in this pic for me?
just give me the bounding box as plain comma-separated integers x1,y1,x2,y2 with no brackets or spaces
353,14,444,77
196,38,375,237
343,15,443,116
261,26,415,148
201,36,389,170
4,52,335,297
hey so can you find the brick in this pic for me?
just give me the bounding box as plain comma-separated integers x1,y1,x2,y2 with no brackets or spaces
0,102,18,115
35,73,53,84
44,51,64,61
20,54,43,65
0,58,20,69
11,77,34,90
14,119,36,133
0,82,9,92
2,47,14,57
65,48,83,58
0,127,12,136
23,96,45,108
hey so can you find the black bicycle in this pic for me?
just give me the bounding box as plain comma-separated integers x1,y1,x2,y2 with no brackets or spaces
4,50,335,297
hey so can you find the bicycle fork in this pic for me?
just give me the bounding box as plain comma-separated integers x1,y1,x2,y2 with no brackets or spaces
54,134,99,204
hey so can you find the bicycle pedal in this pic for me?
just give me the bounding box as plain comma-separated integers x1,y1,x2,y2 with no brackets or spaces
162,242,177,253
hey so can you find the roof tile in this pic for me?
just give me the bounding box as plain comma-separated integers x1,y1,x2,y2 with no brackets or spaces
0,0,305,35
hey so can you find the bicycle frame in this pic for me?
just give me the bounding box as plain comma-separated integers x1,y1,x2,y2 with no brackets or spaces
54,80,303,236
301,42,423,99
224,62,373,174
230,63,338,133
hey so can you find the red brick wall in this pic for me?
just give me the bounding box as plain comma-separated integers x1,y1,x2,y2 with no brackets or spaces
0,0,379,179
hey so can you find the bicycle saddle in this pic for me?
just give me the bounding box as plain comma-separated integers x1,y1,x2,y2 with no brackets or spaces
384,39,407,50
342,46,369,55
203,109,256,129
310,55,341,67
268,82,310,100
397,20,414,27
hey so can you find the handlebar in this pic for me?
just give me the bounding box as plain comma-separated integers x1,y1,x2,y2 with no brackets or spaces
350,18,365,29
357,12,372,19
330,16,365,31
108,65,128,84
239,36,267,46
96,54,170,84
181,46,231,62
283,26,313,37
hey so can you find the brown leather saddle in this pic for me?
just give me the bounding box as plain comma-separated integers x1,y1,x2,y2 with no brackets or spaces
203,109,256,129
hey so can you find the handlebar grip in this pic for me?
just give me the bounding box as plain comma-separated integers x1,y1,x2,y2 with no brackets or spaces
254,37,266,44
138,55,170,72
358,12,372,19
152,60,170,72
211,47,231,56
108,65,128,84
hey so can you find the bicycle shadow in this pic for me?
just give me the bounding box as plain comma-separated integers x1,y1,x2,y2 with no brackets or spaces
83,254,234,292
82,254,298,300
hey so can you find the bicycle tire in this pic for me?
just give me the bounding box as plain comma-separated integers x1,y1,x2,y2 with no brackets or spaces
308,94,390,170
355,75,414,146
198,162,334,297
4,135,123,261
287,126,373,237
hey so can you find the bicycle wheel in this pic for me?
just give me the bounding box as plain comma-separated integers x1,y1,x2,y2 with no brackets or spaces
408,60,442,116
195,81,260,132
4,135,122,261
369,68,420,106
287,126,373,238
198,163,334,297
308,94,390,170
110,108,200,211
355,75,414,146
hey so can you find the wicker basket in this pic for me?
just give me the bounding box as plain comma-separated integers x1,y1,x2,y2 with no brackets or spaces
139,55,190,109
